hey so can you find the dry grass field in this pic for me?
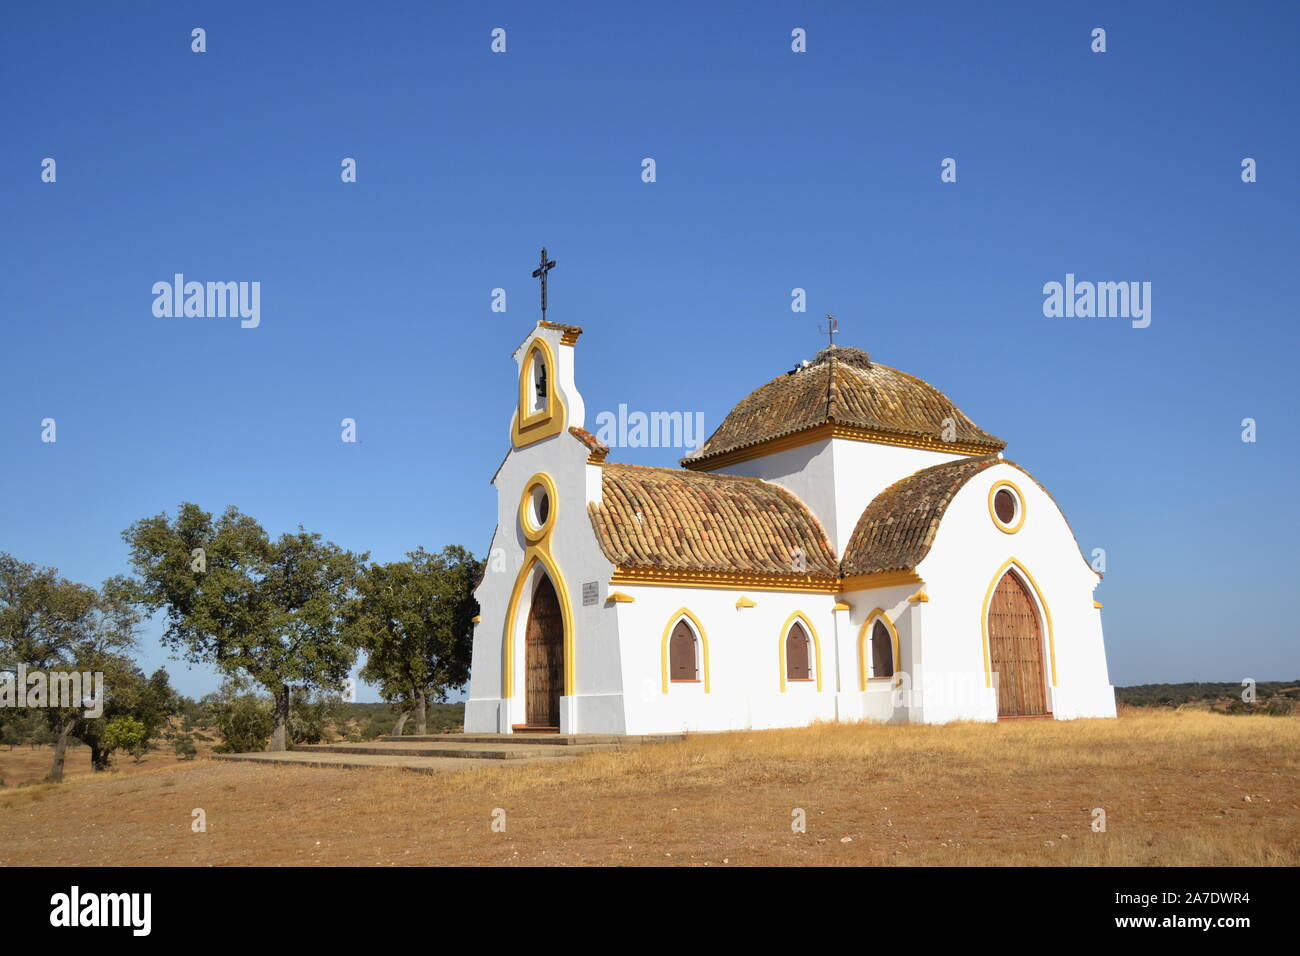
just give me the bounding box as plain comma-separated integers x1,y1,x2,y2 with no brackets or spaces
1,707,1296,866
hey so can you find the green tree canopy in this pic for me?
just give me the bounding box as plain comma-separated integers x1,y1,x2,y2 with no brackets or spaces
0,553,140,781
122,503,365,750
345,545,479,735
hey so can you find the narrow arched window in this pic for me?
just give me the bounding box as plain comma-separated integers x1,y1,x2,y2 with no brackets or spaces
528,352,549,414
669,620,698,682
870,619,894,679
786,622,811,681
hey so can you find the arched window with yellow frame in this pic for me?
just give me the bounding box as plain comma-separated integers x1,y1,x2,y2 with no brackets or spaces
859,610,900,689
660,609,710,693
778,612,823,692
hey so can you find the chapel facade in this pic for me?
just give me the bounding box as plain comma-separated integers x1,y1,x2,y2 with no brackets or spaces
465,320,1117,734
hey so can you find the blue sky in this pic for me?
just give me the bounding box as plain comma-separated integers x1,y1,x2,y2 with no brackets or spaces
2,1,1296,699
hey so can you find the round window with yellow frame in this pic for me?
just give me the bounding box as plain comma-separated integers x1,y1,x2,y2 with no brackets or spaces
988,479,1026,534
519,473,558,542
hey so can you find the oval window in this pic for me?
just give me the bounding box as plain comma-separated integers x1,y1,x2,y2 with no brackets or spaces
989,481,1025,533
994,488,1017,524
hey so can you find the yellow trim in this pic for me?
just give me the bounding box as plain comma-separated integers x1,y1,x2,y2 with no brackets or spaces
777,611,823,693
979,558,1057,689
606,591,635,604
609,566,921,595
1093,601,1103,609
610,566,839,593
518,472,559,543
660,608,710,694
988,479,1027,534
683,422,1003,471
907,588,929,603
511,337,566,449
735,596,756,609
839,569,924,592
832,601,852,612
502,472,575,702
501,550,575,700
858,609,901,690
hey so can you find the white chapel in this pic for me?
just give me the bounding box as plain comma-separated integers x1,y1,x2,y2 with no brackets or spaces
465,318,1117,735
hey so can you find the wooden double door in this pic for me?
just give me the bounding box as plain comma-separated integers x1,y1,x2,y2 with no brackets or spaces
987,570,1048,717
524,576,564,728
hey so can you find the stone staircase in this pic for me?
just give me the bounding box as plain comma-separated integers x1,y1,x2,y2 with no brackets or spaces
212,732,683,775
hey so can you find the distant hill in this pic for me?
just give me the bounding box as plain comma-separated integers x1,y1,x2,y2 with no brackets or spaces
1117,681,1298,715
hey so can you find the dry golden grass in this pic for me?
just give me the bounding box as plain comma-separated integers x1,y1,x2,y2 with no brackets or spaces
1,708,1296,866
0,730,221,788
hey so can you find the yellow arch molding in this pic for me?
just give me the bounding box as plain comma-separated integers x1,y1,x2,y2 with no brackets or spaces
511,337,567,448
979,558,1057,689
858,609,901,690
777,611,823,692
502,473,574,701
502,551,575,700
660,608,710,694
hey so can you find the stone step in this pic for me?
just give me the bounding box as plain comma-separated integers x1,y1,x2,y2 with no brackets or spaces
213,733,686,774
292,740,615,760
211,751,524,774
381,733,683,746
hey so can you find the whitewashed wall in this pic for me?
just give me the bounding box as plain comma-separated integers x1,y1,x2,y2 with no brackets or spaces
720,438,962,552
466,326,622,734
915,461,1116,723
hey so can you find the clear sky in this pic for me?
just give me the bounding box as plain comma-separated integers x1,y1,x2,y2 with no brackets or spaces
2,1,1296,700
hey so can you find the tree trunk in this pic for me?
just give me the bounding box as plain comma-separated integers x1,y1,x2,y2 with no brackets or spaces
391,710,411,737
46,717,78,783
270,684,290,751
90,741,110,772
414,692,427,735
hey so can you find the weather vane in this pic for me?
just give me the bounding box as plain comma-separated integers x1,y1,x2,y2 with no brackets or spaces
818,313,839,349
532,247,556,321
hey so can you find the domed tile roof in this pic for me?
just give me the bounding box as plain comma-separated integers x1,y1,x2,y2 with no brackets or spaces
682,346,1005,469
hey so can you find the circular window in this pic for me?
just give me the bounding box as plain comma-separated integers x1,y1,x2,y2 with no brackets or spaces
532,486,550,526
519,474,557,542
988,480,1025,534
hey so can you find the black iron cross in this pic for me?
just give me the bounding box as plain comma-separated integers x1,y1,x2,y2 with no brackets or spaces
532,247,557,320
819,314,839,349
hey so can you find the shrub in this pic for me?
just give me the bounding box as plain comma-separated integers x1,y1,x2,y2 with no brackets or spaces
173,733,198,760
206,692,274,753
103,717,149,761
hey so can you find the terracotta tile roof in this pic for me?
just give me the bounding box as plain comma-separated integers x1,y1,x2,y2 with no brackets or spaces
841,456,1004,576
568,426,609,461
589,463,837,577
682,346,1005,467
538,320,583,335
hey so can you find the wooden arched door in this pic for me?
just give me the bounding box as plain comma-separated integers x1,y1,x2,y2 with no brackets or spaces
525,575,564,727
987,569,1048,717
